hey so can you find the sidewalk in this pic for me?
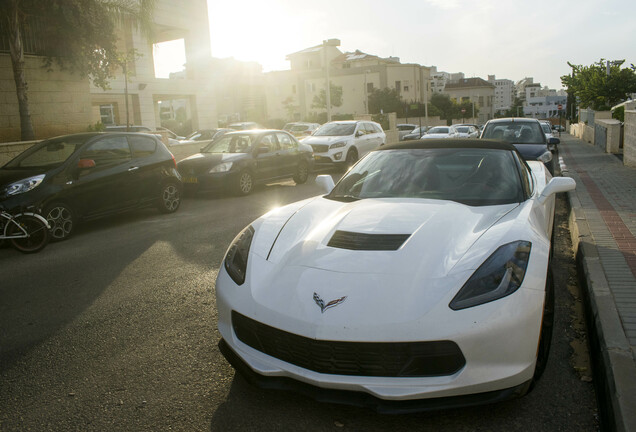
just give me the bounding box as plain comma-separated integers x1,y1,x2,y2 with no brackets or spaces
558,133,636,432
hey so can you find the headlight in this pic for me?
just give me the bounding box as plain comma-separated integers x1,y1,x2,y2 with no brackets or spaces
450,241,532,310
224,225,255,285
209,162,233,173
330,141,347,149
4,174,45,196
538,151,553,163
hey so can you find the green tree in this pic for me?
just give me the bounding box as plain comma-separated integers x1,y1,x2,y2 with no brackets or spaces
561,59,636,111
281,96,299,120
1,0,155,140
367,88,402,114
311,83,343,110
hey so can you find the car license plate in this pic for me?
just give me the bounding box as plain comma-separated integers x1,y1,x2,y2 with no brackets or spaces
183,177,198,184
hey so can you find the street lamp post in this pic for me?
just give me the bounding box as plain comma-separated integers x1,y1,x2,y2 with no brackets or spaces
322,39,340,122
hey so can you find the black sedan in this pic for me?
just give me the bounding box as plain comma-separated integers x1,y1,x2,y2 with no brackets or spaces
177,130,314,195
0,133,182,241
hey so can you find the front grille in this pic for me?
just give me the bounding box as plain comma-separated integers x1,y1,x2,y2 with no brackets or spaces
232,311,465,377
311,144,329,153
327,230,410,251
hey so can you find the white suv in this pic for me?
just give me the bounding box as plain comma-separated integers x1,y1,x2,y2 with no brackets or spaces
303,120,386,169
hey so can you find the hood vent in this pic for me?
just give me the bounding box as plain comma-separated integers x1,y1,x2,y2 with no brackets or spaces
327,230,410,251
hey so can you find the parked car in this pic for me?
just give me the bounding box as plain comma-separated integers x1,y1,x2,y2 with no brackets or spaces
180,128,234,144
228,122,262,131
283,122,320,138
402,126,431,140
177,130,313,195
552,124,565,132
480,117,559,174
420,125,458,139
216,139,576,411
0,133,182,241
303,120,386,169
539,121,555,141
397,123,418,140
454,125,480,138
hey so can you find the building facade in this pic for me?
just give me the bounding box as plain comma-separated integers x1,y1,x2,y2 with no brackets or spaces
488,75,515,113
443,78,495,124
0,0,217,142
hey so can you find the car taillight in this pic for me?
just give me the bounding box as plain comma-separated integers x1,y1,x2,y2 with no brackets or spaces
171,154,177,169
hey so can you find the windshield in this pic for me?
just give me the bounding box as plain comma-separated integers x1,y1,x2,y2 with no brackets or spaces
482,121,545,144
4,136,86,169
202,134,254,153
456,126,470,133
313,123,356,136
327,148,523,206
290,124,310,132
428,127,449,134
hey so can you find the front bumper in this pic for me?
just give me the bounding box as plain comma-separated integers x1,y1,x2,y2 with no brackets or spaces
219,338,532,413
215,262,545,403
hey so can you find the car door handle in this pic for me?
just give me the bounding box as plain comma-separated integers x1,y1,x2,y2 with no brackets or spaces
128,166,139,172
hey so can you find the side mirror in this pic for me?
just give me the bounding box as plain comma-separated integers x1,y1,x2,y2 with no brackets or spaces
78,159,96,169
315,174,335,194
548,137,560,145
355,130,363,137
537,177,576,204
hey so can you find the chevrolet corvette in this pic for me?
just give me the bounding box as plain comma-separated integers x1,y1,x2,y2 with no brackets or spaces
215,139,576,412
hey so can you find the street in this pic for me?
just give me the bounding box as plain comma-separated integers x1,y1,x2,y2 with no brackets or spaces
1,176,598,431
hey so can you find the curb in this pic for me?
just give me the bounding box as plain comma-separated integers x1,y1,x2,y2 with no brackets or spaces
562,161,636,432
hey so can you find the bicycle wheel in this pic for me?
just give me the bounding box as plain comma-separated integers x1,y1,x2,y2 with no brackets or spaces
7,214,50,254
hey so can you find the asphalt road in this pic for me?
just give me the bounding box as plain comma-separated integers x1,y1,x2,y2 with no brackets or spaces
1,175,598,431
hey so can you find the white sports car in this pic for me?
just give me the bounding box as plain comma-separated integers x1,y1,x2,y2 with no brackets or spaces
215,139,576,412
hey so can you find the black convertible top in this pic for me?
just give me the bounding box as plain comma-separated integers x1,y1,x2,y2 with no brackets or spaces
380,138,517,152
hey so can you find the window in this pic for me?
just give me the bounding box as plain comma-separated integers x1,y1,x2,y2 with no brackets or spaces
99,104,115,125
479,96,484,107
366,82,374,93
404,86,409,92
395,81,401,93
128,135,157,157
81,136,131,169
276,133,296,150
259,134,280,152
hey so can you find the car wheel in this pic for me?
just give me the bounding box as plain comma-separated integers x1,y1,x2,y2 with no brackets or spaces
293,161,309,184
43,202,75,241
532,264,554,384
158,181,181,214
343,148,358,171
236,171,253,195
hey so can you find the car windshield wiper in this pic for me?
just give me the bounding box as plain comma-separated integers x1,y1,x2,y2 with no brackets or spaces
327,194,361,202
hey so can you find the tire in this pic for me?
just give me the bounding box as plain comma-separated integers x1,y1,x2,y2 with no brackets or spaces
236,171,253,195
44,202,75,241
8,214,50,254
532,264,555,384
339,148,358,172
293,160,309,184
158,181,181,214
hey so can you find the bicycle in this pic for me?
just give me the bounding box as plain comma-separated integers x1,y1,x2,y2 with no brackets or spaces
0,208,50,254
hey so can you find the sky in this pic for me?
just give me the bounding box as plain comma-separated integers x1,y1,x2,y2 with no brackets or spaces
159,0,636,90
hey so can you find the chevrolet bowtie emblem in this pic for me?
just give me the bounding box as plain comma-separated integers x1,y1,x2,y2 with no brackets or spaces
313,292,347,313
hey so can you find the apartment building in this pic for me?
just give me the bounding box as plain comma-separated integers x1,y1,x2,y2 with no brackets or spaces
443,78,495,124
488,75,515,113
264,43,434,122
524,86,567,119
0,0,217,142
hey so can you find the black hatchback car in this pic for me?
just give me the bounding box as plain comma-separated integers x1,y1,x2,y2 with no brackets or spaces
177,130,314,195
0,133,182,241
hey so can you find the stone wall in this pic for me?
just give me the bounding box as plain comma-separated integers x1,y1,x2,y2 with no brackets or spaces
624,110,636,168
0,56,92,143
596,119,622,153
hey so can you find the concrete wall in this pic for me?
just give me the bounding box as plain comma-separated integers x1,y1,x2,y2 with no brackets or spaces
396,116,445,127
0,57,92,142
624,110,636,168
596,119,622,153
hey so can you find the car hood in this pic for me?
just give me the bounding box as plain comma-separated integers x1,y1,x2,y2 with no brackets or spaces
252,197,519,278
177,153,247,173
0,167,48,188
303,135,352,145
512,143,549,161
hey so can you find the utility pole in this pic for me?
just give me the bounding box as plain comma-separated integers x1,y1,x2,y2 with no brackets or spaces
322,39,340,122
